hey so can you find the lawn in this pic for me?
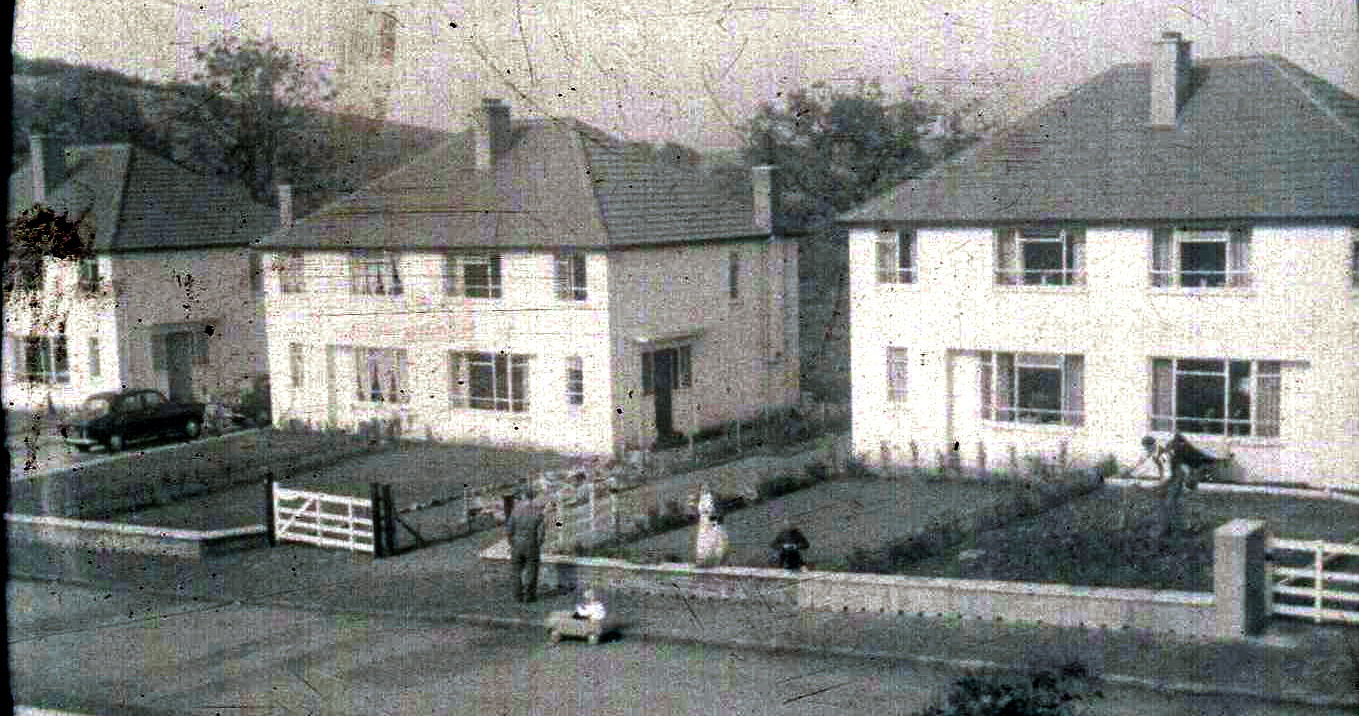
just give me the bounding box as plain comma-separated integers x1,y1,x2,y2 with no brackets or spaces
618,475,1020,569
907,485,1359,592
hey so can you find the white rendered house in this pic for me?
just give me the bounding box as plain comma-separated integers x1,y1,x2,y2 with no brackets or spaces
4,137,277,412
841,34,1359,488
259,99,799,456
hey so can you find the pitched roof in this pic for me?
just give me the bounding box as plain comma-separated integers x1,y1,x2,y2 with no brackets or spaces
8,144,277,252
261,118,762,250
842,55,1359,225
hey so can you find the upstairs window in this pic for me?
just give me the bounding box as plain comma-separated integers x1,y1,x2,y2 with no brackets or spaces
88,337,101,377
1152,228,1251,288
249,252,264,293
444,254,503,299
995,228,1085,286
450,351,529,412
1151,358,1280,437
555,252,588,301
355,347,409,403
350,250,403,296
1350,234,1358,289
78,258,102,294
279,251,306,294
289,343,305,388
875,229,917,284
980,352,1084,426
4,255,44,293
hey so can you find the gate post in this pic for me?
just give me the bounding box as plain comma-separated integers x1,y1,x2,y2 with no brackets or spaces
265,480,277,547
1214,518,1269,638
381,483,397,556
370,483,386,558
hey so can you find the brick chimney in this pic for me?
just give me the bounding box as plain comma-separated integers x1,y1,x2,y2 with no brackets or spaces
276,183,294,228
1150,31,1193,128
30,134,66,204
752,165,781,234
473,98,512,172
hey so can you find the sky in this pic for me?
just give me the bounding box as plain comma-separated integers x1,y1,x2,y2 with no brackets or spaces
12,0,1359,149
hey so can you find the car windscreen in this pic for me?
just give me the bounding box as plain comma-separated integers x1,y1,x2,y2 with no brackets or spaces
82,397,112,416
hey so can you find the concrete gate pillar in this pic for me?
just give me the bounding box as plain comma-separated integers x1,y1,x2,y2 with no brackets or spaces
1214,518,1269,638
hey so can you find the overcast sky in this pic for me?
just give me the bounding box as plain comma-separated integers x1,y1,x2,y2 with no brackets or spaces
13,0,1359,149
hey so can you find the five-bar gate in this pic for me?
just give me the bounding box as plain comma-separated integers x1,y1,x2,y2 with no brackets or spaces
1268,537,1359,625
270,482,383,555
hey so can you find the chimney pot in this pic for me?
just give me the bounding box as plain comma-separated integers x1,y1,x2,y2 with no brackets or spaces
30,134,67,205
1150,31,1193,128
752,165,781,234
277,184,294,228
474,98,512,172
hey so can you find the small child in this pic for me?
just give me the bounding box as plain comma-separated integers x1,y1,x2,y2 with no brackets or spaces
573,589,606,621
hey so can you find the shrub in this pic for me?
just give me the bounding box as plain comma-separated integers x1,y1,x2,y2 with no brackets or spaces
1095,454,1121,480
915,662,1102,716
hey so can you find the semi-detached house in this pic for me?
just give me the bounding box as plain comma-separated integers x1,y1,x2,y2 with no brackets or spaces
259,99,799,456
4,136,277,413
842,33,1359,487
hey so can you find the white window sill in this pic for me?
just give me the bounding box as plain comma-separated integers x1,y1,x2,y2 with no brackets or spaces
1146,430,1283,449
450,405,532,418
993,284,1089,294
876,281,922,291
1147,287,1256,297
984,419,1084,434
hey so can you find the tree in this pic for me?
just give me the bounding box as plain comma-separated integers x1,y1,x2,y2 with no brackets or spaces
179,36,335,202
5,205,89,298
720,80,982,401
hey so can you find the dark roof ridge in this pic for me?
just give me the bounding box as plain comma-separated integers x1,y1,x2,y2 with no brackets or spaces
1258,55,1359,142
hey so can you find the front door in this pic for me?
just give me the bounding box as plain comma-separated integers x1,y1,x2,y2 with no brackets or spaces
652,349,675,443
165,332,196,402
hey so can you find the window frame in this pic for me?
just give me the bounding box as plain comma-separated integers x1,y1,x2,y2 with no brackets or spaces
452,351,530,412
354,347,410,404
1149,357,1281,438
88,337,100,377
979,351,1084,426
78,257,102,294
445,253,503,299
289,343,305,389
994,227,1086,287
886,346,909,402
16,333,69,384
875,229,917,284
1350,233,1358,290
728,251,740,301
641,345,693,396
555,252,588,301
349,249,404,296
566,356,584,406
1151,227,1252,289
279,251,306,294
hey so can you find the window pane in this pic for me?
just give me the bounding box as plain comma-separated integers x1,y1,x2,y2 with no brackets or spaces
1062,355,1084,426
1227,361,1251,436
1180,241,1227,287
444,254,459,295
979,352,992,420
1017,366,1062,423
994,230,1018,285
1151,358,1174,431
89,337,100,377
469,354,496,409
1151,229,1173,286
995,353,1014,421
1228,229,1251,287
1021,240,1063,285
511,355,529,412
465,260,491,298
886,347,908,402
450,353,464,406
1256,363,1281,438
729,252,740,299
1177,371,1226,434
1351,239,1359,288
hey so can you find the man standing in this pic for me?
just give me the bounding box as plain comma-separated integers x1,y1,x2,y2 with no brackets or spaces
506,488,546,603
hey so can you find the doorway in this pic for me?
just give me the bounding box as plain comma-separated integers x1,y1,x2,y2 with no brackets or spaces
165,331,196,402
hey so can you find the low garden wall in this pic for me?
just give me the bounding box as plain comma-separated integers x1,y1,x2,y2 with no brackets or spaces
6,513,268,560
9,429,386,519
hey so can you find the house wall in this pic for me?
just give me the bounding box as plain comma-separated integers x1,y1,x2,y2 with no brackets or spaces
849,225,1359,487
112,247,267,403
3,255,118,411
262,249,615,455
607,237,800,452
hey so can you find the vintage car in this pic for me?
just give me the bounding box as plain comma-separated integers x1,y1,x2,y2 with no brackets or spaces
64,389,205,452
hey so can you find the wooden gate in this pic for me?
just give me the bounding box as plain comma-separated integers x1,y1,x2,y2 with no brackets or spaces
1268,537,1359,625
270,482,379,554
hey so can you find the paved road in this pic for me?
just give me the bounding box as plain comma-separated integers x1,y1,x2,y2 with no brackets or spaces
10,581,1350,716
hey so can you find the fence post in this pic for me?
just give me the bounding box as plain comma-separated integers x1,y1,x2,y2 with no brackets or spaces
369,483,386,558
1214,518,1269,638
381,483,397,556
265,480,277,547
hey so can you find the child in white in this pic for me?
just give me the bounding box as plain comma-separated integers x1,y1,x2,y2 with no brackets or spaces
574,589,606,621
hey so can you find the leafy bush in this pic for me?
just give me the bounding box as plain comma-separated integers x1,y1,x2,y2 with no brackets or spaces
1095,454,1121,480
915,662,1102,716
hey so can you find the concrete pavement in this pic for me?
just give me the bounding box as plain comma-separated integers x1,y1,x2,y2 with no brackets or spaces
10,519,1357,711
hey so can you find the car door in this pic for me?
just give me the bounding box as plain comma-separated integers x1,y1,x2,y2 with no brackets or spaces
139,390,170,436
114,392,146,441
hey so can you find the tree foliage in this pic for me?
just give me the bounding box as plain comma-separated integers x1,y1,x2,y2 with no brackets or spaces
916,663,1103,716
178,36,336,202
738,79,981,230
5,205,89,292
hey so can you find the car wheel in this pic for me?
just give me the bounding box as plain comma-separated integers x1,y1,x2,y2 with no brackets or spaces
106,434,125,452
183,419,202,440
